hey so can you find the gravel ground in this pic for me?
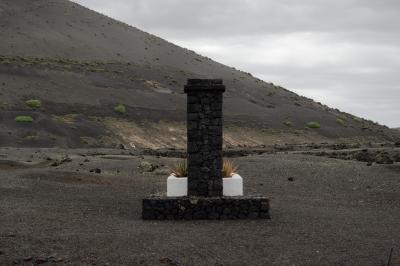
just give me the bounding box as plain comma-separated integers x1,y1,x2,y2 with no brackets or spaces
0,148,399,265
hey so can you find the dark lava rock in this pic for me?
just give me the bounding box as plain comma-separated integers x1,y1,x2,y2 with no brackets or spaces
366,162,373,166
142,196,270,220
355,150,375,162
288,177,294,181
51,156,72,166
395,141,400,147
159,257,178,266
118,143,127,150
35,257,48,264
375,154,394,164
90,168,101,173
23,256,33,261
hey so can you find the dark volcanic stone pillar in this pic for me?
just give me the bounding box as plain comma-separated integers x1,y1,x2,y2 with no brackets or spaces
184,79,225,197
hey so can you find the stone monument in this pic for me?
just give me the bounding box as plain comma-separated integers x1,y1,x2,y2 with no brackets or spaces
142,79,270,220
185,79,224,197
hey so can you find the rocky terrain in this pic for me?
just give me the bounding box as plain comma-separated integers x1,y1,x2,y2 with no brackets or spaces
0,147,399,265
0,0,399,149
0,1,399,265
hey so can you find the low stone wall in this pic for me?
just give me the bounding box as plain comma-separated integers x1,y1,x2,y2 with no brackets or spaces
142,196,270,220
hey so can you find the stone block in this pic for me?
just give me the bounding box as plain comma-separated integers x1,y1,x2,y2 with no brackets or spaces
142,196,270,220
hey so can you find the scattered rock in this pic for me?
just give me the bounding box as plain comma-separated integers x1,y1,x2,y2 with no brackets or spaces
366,162,373,166
51,156,72,166
48,254,63,262
288,177,294,182
395,141,400,147
23,256,33,261
159,257,178,266
35,257,48,264
84,158,90,162
355,150,374,162
154,168,171,175
118,143,127,150
90,168,101,174
375,154,394,164
139,160,158,172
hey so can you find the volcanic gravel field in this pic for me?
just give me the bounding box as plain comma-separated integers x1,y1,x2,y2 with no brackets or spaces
0,147,399,265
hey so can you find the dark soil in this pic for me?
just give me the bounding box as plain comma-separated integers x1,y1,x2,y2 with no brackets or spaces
0,148,399,265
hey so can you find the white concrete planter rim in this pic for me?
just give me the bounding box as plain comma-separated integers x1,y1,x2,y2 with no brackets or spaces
167,174,243,197
170,173,239,178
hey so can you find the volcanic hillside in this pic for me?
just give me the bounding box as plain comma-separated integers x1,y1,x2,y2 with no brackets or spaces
0,0,398,149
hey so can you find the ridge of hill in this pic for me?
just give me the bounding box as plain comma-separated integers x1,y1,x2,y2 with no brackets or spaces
0,0,399,148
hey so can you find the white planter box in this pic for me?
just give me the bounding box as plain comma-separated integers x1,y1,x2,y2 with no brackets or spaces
167,174,243,197
223,174,243,196
167,175,188,197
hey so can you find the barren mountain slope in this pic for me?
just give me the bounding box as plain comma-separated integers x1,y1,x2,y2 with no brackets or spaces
0,0,398,148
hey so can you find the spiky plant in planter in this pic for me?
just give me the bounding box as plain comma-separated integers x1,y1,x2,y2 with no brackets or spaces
222,158,238,177
169,158,238,177
169,160,187,177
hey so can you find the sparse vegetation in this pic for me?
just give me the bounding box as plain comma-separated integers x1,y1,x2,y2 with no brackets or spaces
15,115,34,122
52,114,77,124
306,122,321,129
114,104,126,114
336,118,346,126
25,99,41,108
283,121,293,127
0,101,9,110
140,161,158,172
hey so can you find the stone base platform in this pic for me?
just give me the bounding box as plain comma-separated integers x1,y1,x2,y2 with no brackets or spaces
142,196,270,220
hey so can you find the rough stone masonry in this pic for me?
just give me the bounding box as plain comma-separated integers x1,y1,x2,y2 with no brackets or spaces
142,79,270,220
185,79,225,197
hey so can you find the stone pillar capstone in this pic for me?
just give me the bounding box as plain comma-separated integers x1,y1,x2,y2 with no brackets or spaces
184,79,225,197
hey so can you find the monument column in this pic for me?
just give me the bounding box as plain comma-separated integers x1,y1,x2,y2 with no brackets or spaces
142,78,270,220
184,79,225,197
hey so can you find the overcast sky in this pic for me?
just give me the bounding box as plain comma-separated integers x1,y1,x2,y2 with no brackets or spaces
73,0,400,127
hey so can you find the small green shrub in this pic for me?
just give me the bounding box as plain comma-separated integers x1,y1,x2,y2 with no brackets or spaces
15,115,34,122
336,118,346,126
306,122,321,129
114,104,126,114
352,116,362,123
139,161,157,172
283,121,293,127
25,99,41,108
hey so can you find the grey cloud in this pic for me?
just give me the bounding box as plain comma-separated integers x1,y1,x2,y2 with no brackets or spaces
75,0,400,38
